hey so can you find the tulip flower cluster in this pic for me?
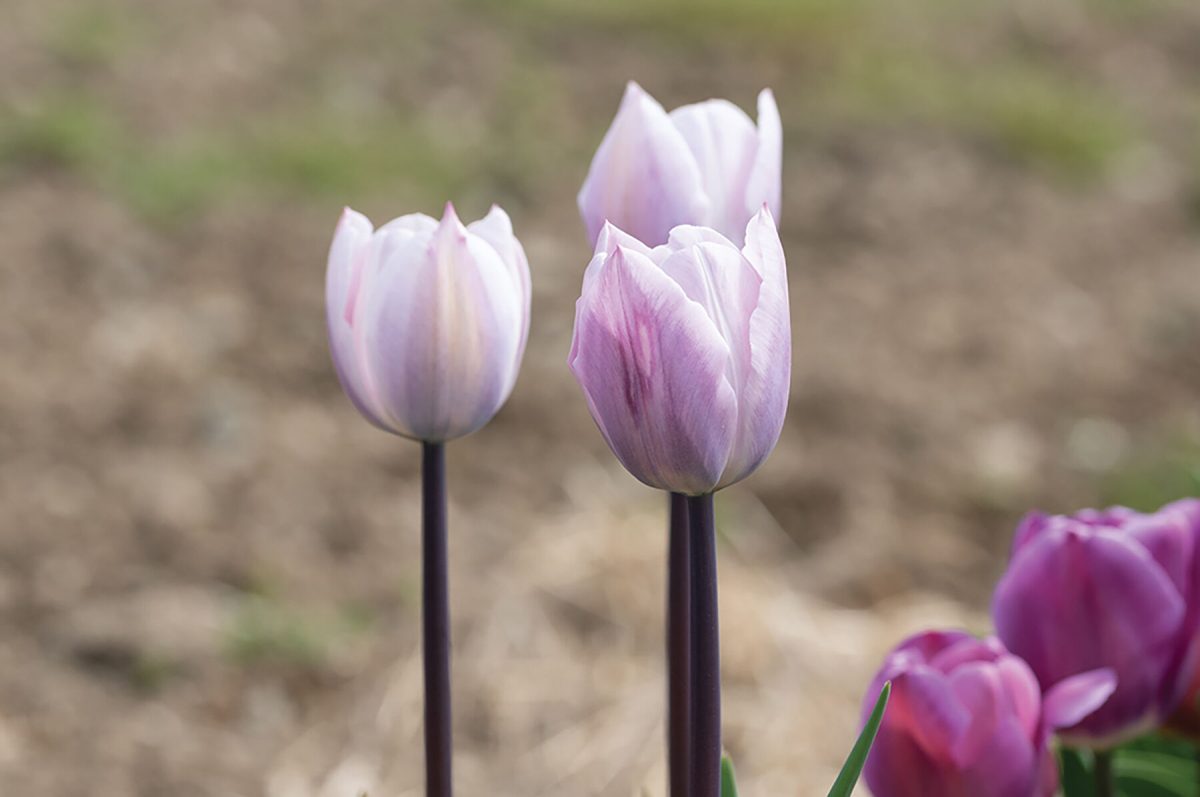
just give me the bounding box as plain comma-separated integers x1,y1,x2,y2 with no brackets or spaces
862,498,1200,797
320,72,1199,797
324,82,793,797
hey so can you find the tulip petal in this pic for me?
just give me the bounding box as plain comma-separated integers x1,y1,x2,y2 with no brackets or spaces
993,526,1185,742
746,89,782,222
362,205,522,440
1011,511,1052,555
962,716,1038,797
326,207,390,430
718,207,790,488
468,205,532,379
569,246,736,494
1042,669,1117,731
577,81,709,247
657,239,761,400
947,662,1005,767
890,669,971,762
864,721,947,797
669,98,759,243
994,654,1042,740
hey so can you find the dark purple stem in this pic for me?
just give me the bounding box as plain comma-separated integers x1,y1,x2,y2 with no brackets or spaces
687,492,721,797
422,441,453,797
668,492,692,797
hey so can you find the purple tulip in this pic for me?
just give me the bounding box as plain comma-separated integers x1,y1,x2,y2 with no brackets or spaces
568,208,789,496
325,203,531,441
577,81,782,248
862,631,1115,797
993,499,1200,748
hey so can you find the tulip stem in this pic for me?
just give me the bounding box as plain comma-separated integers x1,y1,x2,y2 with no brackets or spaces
1093,749,1114,797
422,441,452,797
688,493,721,797
668,492,692,797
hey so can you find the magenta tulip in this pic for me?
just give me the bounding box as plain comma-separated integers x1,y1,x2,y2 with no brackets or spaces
992,499,1200,748
568,208,790,496
862,631,1115,797
577,81,781,248
325,202,531,442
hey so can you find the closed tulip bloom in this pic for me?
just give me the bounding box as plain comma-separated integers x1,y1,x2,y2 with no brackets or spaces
993,499,1200,748
862,631,1115,797
568,207,789,496
326,202,531,441
578,81,781,248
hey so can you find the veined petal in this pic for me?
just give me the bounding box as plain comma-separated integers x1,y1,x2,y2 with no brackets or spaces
362,204,522,441
745,88,782,223
577,81,710,247
718,207,790,488
669,98,758,244
325,207,391,430
569,246,736,494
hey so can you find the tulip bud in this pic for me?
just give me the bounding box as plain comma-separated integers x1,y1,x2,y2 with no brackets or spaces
325,203,531,441
568,207,789,495
993,499,1200,748
577,81,782,248
862,630,1115,797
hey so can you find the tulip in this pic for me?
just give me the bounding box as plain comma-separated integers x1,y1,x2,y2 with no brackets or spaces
568,209,789,797
568,206,790,496
577,81,782,248
992,499,1200,749
862,630,1116,797
325,201,531,797
326,202,531,442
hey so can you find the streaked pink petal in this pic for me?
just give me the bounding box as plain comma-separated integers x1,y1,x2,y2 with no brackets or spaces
568,246,736,494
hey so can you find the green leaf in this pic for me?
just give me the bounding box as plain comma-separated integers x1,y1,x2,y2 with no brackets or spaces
721,754,739,797
827,681,890,797
1059,747,1094,797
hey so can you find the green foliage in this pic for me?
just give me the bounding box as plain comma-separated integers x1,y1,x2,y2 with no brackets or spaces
1098,438,1200,512
46,3,145,68
831,54,1134,181
0,95,122,173
1061,736,1200,797
224,595,373,668
477,0,873,50
828,681,890,797
721,754,739,797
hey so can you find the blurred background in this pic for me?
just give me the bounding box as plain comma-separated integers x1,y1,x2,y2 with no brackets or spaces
3,0,1200,794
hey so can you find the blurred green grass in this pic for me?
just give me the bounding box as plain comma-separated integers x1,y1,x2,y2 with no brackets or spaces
0,0,1153,225
1098,436,1200,512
